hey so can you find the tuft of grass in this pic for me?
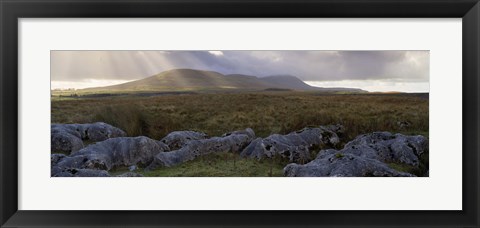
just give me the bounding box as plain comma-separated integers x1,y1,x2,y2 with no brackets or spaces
335,153,344,159
91,104,149,137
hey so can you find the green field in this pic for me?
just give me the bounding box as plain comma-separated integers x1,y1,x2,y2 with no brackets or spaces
51,91,429,177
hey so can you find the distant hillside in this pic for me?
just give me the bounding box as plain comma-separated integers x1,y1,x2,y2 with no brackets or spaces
81,69,365,93
260,75,315,91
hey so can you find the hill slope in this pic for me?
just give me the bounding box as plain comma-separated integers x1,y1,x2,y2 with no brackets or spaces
260,75,317,91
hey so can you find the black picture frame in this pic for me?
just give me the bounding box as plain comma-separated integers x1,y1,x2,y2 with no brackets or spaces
1,0,479,227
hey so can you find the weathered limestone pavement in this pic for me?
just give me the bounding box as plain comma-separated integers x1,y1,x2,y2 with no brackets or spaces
240,124,343,163
146,128,255,170
50,123,429,177
284,132,428,177
51,136,168,177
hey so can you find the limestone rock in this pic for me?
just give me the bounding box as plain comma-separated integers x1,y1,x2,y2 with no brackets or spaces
239,138,264,159
51,153,67,166
51,122,127,154
52,168,111,177
343,132,428,167
283,132,428,177
146,128,255,170
51,129,84,154
284,150,415,177
240,125,342,162
51,136,169,176
160,130,208,150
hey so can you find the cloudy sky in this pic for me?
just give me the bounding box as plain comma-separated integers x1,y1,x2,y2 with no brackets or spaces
51,50,429,92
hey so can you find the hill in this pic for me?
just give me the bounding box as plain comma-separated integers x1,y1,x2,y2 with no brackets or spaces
81,69,365,93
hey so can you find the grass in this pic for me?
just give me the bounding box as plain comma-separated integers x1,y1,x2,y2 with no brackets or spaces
135,153,286,177
51,91,429,177
51,91,429,141
387,163,425,177
335,153,345,159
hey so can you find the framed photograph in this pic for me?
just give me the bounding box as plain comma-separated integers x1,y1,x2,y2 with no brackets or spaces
1,0,479,227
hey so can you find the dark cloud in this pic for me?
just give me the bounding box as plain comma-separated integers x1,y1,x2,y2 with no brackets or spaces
51,50,429,83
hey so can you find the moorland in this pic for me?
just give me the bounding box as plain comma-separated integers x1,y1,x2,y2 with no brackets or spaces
51,69,429,177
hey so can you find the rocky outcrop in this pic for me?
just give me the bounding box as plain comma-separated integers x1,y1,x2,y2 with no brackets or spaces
146,128,255,170
341,132,428,167
160,130,208,150
51,136,169,176
51,122,127,154
50,121,428,177
240,125,343,162
283,132,428,177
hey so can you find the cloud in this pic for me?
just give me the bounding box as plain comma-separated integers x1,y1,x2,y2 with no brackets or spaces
305,80,429,93
51,79,133,90
208,51,224,56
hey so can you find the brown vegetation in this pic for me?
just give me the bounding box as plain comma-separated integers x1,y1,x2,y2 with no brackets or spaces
51,91,429,143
